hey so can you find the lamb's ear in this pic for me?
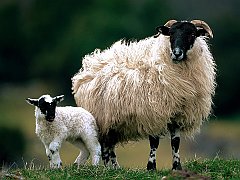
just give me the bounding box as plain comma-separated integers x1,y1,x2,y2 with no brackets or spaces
154,26,170,38
53,95,64,104
26,98,38,106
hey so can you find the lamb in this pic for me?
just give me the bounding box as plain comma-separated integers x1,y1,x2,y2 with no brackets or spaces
72,19,216,170
26,94,101,168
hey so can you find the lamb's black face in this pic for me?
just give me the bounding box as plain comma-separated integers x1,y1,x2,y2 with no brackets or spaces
38,96,57,122
168,22,197,63
26,94,64,122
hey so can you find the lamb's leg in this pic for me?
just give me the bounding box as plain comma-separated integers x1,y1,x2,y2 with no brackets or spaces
48,141,63,169
70,140,90,166
82,138,101,166
109,145,120,168
168,123,182,170
147,135,160,170
44,144,53,164
50,151,62,169
90,145,101,166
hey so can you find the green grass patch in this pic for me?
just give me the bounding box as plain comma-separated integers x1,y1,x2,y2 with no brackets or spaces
1,158,240,179
185,157,240,179
2,165,170,180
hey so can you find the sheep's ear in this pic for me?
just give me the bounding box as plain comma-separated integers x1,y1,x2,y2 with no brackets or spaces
154,26,170,38
53,95,64,104
26,98,38,106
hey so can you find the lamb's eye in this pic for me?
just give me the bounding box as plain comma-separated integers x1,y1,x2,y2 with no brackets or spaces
40,107,47,114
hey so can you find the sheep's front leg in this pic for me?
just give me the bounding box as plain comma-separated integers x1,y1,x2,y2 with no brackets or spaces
49,141,62,169
168,123,182,170
147,135,159,170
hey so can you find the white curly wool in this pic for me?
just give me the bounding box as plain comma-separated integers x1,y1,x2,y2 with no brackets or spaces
34,105,101,168
72,33,216,142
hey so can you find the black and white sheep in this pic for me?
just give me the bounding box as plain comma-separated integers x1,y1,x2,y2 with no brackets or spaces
72,20,216,170
26,94,101,168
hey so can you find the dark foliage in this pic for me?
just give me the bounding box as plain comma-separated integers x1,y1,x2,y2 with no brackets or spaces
0,127,26,167
0,0,239,116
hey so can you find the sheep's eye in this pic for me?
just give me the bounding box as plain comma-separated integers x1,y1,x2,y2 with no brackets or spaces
169,30,174,35
189,32,196,37
188,34,196,43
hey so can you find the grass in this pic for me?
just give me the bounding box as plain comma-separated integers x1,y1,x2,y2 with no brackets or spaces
2,165,169,180
1,158,240,179
185,157,240,179
1,84,240,179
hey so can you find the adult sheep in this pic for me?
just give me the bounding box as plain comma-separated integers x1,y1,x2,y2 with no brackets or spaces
72,19,216,170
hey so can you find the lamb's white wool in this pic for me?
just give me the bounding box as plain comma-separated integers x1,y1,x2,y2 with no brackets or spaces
27,95,101,169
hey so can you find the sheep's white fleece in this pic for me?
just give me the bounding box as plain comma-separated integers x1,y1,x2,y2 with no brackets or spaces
72,34,216,142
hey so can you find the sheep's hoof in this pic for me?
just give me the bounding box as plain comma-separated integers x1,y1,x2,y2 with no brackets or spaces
147,161,156,171
172,162,182,170
112,163,120,169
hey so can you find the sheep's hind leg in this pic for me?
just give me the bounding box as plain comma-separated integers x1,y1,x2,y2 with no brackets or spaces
101,142,111,167
101,143,119,168
168,123,182,170
147,135,159,170
109,145,120,168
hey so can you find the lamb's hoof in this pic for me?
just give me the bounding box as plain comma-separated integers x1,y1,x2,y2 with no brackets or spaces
73,162,82,169
50,162,63,169
73,162,78,167
147,161,156,171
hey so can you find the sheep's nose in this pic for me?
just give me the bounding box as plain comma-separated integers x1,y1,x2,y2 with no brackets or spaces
173,48,183,59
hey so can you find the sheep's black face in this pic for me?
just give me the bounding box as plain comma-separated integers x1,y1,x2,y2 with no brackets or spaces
168,22,197,63
155,21,209,63
38,97,57,122
155,20,213,63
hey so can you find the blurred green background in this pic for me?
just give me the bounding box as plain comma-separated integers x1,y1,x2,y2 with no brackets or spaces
0,0,240,169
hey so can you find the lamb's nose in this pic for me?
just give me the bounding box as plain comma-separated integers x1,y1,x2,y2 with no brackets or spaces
46,115,55,122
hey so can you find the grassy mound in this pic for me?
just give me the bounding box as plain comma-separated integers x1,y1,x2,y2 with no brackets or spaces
1,158,240,179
